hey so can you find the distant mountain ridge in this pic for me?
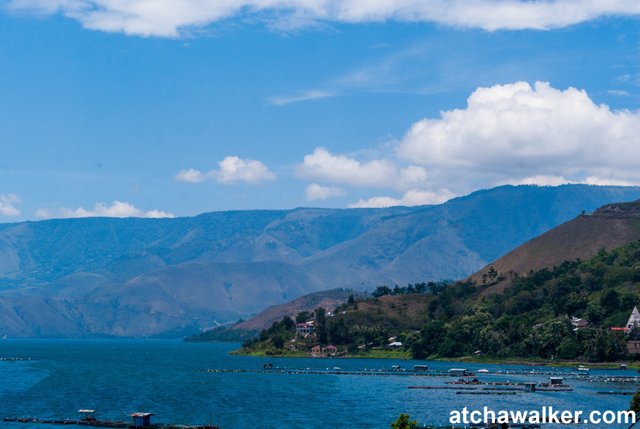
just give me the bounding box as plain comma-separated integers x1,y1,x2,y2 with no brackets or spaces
2,184,640,337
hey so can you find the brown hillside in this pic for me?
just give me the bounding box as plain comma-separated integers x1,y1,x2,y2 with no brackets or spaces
232,289,362,331
471,201,640,295
339,294,433,330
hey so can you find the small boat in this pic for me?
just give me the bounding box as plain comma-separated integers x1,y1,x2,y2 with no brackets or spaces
577,365,590,373
477,368,490,373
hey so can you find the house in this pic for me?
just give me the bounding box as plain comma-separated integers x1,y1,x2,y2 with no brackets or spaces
627,307,640,331
296,321,315,335
388,341,403,347
322,345,337,355
131,413,153,428
78,410,96,422
627,340,640,355
570,317,589,330
311,345,322,355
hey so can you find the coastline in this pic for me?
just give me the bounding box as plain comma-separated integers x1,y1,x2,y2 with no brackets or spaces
232,348,412,359
233,347,640,368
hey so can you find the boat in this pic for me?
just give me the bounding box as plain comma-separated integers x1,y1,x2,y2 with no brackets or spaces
577,365,590,373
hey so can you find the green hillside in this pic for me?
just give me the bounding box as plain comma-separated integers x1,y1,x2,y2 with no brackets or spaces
243,241,640,362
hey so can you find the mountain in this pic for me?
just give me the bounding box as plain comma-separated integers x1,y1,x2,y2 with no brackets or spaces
2,184,640,337
472,200,640,294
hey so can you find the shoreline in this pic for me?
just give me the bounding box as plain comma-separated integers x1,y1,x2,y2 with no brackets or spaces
232,348,412,359
233,348,640,368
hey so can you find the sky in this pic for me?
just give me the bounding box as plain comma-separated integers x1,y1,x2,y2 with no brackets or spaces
0,0,639,221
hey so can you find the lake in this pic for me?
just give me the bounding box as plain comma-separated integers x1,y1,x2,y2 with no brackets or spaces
0,339,638,428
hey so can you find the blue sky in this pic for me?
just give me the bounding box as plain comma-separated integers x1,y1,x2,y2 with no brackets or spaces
1,1,639,220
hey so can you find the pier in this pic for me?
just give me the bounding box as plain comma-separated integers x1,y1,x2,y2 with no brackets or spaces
3,411,219,429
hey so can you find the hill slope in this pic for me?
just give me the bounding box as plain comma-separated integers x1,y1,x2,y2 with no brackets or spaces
472,201,640,294
242,239,640,362
2,184,640,337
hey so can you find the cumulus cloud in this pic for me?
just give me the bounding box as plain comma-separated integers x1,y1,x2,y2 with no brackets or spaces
297,147,397,188
213,156,276,184
397,81,640,192
36,201,174,219
296,147,427,190
5,0,640,37
349,189,455,208
175,168,206,183
305,183,346,201
176,156,276,185
0,194,21,216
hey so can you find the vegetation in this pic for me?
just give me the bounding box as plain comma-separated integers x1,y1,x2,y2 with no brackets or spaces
411,241,640,361
242,241,640,362
630,390,640,414
390,414,418,429
239,293,432,356
185,325,258,343
371,282,450,298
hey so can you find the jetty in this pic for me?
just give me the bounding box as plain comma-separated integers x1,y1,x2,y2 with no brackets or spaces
3,410,219,429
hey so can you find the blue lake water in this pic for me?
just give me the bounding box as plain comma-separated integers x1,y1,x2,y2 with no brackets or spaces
0,339,638,428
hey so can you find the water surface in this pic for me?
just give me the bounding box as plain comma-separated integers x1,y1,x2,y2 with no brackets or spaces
0,340,637,428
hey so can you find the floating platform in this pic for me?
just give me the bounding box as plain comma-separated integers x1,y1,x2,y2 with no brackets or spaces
3,417,219,429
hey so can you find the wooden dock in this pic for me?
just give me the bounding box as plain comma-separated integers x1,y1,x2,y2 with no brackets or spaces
3,416,219,429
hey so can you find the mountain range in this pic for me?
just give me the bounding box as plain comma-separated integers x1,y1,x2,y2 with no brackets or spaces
2,184,640,337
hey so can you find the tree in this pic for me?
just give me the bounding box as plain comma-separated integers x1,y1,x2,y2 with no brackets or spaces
630,390,640,413
372,285,392,298
295,311,311,324
390,414,418,429
315,307,328,344
272,336,285,349
600,289,621,314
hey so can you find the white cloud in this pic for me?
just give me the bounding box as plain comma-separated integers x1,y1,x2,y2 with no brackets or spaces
6,0,640,37
36,201,175,219
175,168,206,183
176,156,276,185
296,147,426,189
297,147,396,188
606,89,631,97
0,194,21,217
268,90,336,106
349,188,455,208
397,81,640,192
211,156,276,184
305,183,346,201
584,176,636,187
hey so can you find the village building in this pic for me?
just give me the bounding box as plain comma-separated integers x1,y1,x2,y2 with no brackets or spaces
296,321,315,336
322,345,337,355
570,316,589,330
627,307,640,331
131,413,153,428
628,341,640,355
